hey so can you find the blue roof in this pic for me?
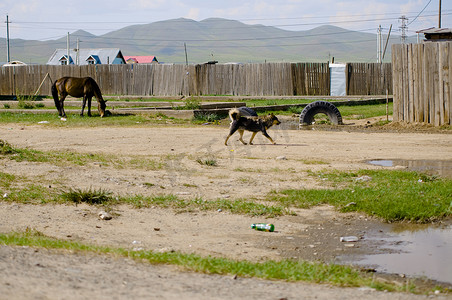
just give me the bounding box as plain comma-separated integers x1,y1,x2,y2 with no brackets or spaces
47,48,125,65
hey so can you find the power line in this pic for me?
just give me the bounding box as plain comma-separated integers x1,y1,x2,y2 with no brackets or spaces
8,9,449,25
4,10,451,36
408,0,433,26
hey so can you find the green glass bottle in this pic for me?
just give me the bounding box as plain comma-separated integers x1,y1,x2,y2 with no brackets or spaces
251,223,275,232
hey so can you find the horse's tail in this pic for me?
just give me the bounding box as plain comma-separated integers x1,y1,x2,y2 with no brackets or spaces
51,80,60,112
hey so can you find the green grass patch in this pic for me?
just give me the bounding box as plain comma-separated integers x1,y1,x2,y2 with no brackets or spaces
0,171,16,189
192,112,223,124
196,156,218,166
104,97,180,103
262,102,393,120
0,139,163,170
60,188,114,205
245,98,312,107
300,159,329,165
337,102,393,119
267,170,452,223
0,230,414,292
8,185,54,203
1,177,287,217
0,139,51,163
0,112,188,127
121,194,287,217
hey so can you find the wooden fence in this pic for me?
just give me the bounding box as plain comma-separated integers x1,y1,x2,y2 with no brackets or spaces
346,63,392,95
0,62,391,97
392,42,451,126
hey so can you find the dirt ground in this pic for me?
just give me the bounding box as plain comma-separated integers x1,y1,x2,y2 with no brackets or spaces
0,115,452,299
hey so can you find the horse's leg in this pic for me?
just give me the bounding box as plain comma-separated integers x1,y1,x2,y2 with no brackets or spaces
87,96,92,117
81,96,87,116
59,96,67,117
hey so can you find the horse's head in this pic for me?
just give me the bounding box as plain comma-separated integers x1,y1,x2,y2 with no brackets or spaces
98,100,107,117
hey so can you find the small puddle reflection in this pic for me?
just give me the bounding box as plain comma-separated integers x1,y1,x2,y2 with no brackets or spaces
340,224,452,284
368,159,452,179
277,120,300,130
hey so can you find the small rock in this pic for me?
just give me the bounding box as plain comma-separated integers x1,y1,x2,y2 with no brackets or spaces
276,156,287,160
340,236,359,242
355,175,372,182
357,287,376,292
3,193,8,198
176,192,190,195
158,247,175,253
98,211,112,220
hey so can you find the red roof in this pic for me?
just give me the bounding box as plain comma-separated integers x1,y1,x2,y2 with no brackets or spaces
124,56,158,63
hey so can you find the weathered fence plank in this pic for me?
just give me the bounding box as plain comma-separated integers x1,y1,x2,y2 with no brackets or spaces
392,42,451,126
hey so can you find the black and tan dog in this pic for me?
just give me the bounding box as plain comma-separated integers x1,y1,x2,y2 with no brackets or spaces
224,107,281,145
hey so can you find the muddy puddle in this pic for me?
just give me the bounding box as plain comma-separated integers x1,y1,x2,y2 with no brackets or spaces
352,159,452,284
367,159,452,179
339,223,452,285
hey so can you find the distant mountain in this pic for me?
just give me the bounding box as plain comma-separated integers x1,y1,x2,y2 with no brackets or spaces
0,18,415,65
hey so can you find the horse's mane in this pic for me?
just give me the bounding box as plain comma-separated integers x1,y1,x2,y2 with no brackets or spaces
88,77,104,102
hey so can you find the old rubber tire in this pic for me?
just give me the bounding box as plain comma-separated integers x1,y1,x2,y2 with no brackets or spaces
237,106,258,116
299,101,343,126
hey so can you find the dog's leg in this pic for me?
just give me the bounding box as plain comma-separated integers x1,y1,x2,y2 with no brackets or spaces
238,130,247,145
224,134,232,145
225,123,239,145
262,131,276,144
248,132,258,145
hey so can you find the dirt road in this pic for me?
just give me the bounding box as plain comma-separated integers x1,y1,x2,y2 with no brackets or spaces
0,121,451,299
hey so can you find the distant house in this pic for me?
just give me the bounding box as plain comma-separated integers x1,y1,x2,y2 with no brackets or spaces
417,28,452,42
123,56,159,64
2,60,27,67
47,48,126,65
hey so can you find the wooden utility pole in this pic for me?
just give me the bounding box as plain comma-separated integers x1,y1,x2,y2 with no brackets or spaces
67,32,70,65
184,43,188,65
438,0,442,28
6,14,11,63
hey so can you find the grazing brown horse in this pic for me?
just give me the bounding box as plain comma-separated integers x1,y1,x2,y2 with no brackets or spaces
51,77,107,117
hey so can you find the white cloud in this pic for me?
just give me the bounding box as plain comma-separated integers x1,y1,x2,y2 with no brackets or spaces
186,8,200,20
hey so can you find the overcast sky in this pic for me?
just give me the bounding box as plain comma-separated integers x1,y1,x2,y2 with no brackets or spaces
1,0,451,40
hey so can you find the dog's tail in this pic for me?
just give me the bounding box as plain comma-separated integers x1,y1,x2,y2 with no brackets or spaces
228,108,241,121
229,107,257,121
